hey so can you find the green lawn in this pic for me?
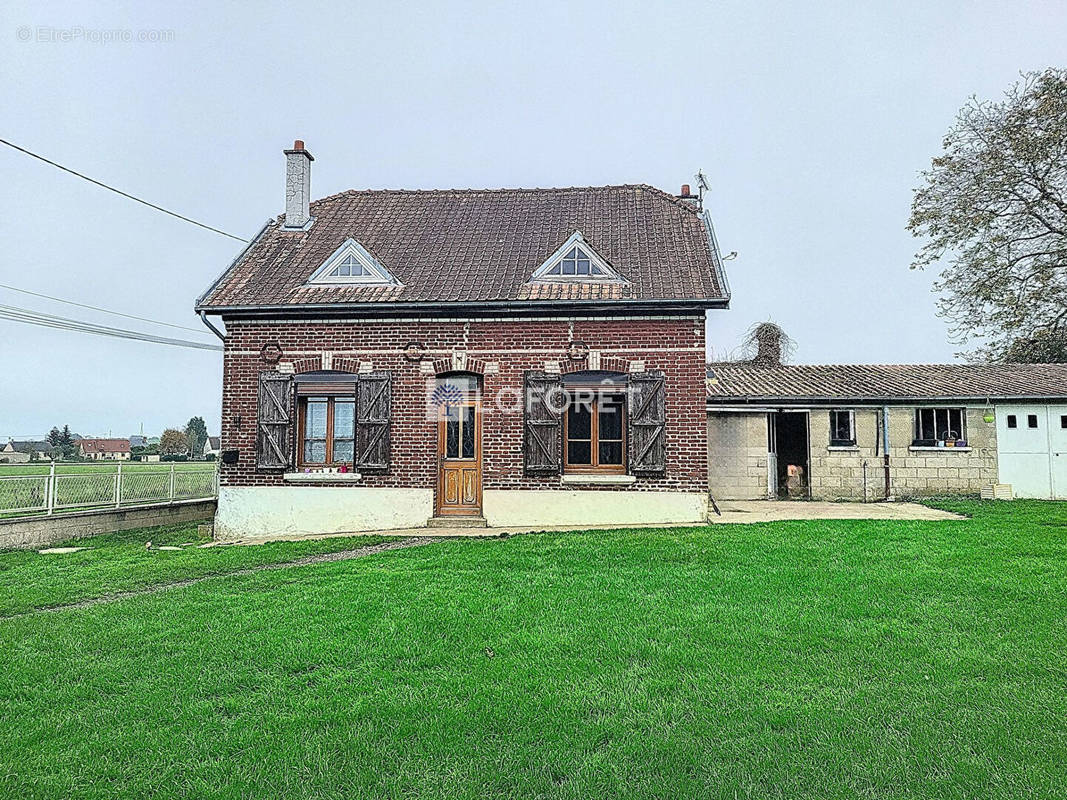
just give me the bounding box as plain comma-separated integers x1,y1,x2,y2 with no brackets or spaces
0,522,396,616
1,501,1065,799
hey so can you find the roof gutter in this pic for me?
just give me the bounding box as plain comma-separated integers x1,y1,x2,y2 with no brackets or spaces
199,311,225,342
197,297,729,317
701,209,732,305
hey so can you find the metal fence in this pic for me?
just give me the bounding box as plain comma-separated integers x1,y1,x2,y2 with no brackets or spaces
0,463,218,517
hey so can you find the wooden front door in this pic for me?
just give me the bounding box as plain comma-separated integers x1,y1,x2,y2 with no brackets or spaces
436,400,482,515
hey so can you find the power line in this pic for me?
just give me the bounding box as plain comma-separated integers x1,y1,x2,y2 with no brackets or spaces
0,282,210,335
0,137,249,243
0,304,222,352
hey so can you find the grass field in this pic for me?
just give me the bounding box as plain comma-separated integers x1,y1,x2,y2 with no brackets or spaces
1,500,1065,798
0,461,211,476
0,462,216,516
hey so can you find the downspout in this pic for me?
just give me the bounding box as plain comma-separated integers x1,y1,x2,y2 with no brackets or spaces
199,311,225,342
882,405,891,500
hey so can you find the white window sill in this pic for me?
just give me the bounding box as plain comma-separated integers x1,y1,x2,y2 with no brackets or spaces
827,446,859,451
561,473,636,485
908,446,972,453
284,472,362,483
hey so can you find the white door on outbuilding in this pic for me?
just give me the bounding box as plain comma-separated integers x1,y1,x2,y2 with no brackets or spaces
995,405,1067,499
1051,406,1067,499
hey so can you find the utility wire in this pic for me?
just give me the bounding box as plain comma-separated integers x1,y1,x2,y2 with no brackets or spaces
0,137,249,243
0,304,222,352
0,282,210,335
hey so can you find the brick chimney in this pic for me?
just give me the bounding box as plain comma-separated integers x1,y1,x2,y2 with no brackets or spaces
677,183,700,210
283,139,314,229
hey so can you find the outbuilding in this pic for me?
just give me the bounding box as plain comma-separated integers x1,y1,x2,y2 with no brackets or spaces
707,350,1067,501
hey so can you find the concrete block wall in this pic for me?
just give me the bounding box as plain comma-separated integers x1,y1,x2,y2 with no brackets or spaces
707,412,768,499
0,500,217,550
709,406,999,501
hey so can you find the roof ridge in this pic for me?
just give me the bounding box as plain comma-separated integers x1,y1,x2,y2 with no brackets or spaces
709,362,994,369
308,183,700,212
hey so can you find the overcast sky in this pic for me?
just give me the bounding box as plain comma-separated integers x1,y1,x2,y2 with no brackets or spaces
1,0,1065,440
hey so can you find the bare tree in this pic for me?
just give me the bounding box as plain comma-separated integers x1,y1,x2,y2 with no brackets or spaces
908,69,1067,360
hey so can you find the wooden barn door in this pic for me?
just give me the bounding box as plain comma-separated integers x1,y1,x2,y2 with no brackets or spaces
437,399,482,515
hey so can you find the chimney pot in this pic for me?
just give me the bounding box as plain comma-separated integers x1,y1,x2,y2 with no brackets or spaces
681,183,691,196
283,139,313,229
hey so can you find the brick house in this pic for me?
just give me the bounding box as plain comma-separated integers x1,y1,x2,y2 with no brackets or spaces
706,330,1067,501
197,142,729,539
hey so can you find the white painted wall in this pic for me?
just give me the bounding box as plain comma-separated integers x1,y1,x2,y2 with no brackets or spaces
214,486,434,540
483,489,708,527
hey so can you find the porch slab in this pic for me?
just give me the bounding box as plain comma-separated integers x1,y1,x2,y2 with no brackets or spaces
709,500,963,523
209,501,962,546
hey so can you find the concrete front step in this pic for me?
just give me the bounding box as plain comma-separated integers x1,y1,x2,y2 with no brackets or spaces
426,516,488,528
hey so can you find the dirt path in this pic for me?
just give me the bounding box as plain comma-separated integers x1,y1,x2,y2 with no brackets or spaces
9,537,434,619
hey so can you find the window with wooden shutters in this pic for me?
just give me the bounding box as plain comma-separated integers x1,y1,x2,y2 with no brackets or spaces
524,371,562,474
356,371,391,471
257,372,294,470
628,371,666,476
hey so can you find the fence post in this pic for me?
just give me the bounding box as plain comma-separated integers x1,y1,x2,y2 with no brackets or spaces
47,461,55,515
115,461,123,508
169,462,176,504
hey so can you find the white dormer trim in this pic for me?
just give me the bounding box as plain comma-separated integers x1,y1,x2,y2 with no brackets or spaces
530,231,626,283
308,238,400,285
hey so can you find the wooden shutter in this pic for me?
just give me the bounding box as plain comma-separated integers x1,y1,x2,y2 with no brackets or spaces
628,371,666,476
256,371,293,470
356,371,391,471
524,371,562,475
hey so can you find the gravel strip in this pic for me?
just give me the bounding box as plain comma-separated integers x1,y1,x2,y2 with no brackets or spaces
6,537,435,619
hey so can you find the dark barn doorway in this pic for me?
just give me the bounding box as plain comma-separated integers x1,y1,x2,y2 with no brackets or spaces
769,411,810,499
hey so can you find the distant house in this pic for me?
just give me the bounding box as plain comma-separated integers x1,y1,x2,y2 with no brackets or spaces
78,438,132,460
1,441,30,464
129,435,148,448
204,436,221,459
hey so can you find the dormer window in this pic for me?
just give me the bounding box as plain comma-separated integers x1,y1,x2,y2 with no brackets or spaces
530,231,625,283
308,238,399,286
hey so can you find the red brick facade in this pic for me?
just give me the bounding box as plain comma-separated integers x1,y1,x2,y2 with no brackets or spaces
219,315,708,495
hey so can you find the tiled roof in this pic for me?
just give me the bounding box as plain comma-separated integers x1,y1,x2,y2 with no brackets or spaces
706,363,1067,403
197,186,728,310
78,438,131,454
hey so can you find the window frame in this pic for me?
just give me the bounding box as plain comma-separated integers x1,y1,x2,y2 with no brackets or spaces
563,389,627,474
913,407,966,446
297,395,357,467
829,409,856,447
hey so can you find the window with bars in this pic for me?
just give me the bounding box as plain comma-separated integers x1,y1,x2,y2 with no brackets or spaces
913,408,965,445
829,410,855,446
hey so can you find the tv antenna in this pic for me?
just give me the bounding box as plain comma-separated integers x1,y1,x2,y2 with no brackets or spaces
694,170,710,207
